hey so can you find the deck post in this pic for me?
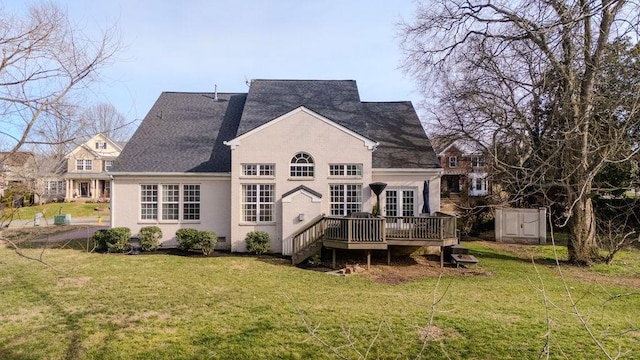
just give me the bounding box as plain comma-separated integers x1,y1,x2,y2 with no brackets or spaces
366,250,371,270
387,248,391,265
440,246,444,268
332,249,336,269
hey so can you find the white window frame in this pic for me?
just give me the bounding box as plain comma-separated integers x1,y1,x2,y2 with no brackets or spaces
242,184,275,223
242,164,274,177
44,180,64,195
95,141,107,150
471,156,485,167
329,184,362,216
140,185,158,220
183,184,200,220
161,184,180,221
448,156,458,168
290,152,314,178
140,183,201,222
105,160,113,172
329,164,363,177
384,188,417,217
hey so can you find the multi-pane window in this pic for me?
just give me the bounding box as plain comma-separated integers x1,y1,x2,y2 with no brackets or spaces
471,156,485,167
44,181,64,195
329,164,363,177
95,142,107,150
140,185,158,220
140,184,200,221
242,164,274,176
104,160,113,172
183,185,200,220
76,159,93,171
329,184,362,216
290,152,314,177
162,185,180,220
242,184,274,222
385,189,416,218
448,156,458,168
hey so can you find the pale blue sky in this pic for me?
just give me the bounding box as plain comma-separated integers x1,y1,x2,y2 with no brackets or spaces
5,0,424,126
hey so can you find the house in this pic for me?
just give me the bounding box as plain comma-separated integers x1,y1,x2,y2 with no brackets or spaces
63,133,124,201
110,79,452,258
437,140,489,197
0,151,36,200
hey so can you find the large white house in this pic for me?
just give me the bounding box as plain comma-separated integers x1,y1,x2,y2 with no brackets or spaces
110,80,445,256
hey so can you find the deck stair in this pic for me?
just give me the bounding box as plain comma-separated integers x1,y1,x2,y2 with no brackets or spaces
291,215,327,265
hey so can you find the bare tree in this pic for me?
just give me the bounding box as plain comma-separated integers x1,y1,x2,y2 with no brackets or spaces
0,1,119,156
401,0,640,264
79,102,135,142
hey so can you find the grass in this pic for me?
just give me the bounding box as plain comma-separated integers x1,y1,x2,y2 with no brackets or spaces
1,237,639,359
1,202,109,223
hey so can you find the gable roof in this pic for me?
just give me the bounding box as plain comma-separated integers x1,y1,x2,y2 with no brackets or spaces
225,106,378,150
112,79,440,173
112,92,247,173
436,139,484,157
0,151,35,167
238,79,366,136
363,102,439,169
66,133,123,159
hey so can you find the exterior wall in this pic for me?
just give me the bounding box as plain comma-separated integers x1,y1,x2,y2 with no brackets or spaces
228,110,375,252
111,174,232,249
281,191,322,255
372,169,442,216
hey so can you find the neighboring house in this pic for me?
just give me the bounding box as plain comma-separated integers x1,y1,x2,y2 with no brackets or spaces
110,79,447,256
437,140,489,197
0,151,36,199
64,133,124,201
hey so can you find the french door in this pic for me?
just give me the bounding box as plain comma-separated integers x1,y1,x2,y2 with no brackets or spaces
384,189,417,217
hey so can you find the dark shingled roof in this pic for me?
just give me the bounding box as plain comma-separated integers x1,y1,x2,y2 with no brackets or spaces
113,80,440,173
112,92,246,173
237,79,366,136
363,102,440,168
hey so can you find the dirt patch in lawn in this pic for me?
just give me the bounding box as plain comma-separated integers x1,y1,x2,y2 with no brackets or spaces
363,254,491,285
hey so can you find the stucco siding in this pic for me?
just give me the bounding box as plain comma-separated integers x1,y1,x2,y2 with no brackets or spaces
111,175,231,249
372,170,442,216
229,109,375,253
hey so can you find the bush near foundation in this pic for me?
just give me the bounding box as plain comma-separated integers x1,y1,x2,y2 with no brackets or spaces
176,228,217,255
139,226,162,251
245,231,270,254
93,227,131,253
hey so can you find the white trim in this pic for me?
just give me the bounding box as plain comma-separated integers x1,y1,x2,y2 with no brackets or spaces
282,188,322,203
372,168,443,176
224,106,379,150
64,133,122,158
110,172,232,178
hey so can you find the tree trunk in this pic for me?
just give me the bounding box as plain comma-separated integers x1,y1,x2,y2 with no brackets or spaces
567,196,600,265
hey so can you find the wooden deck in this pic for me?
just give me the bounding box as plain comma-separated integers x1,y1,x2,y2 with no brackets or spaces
291,214,458,267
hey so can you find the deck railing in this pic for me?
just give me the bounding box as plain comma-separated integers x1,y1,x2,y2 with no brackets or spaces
385,215,457,240
291,215,327,257
324,217,386,243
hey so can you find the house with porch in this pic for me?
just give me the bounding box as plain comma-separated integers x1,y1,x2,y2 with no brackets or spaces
437,140,489,197
110,80,457,264
64,133,123,201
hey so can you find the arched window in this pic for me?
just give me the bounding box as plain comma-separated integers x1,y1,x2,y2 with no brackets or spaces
290,152,314,177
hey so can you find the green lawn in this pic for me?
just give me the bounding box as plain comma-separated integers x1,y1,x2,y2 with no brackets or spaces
0,240,639,359
1,202,110,223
